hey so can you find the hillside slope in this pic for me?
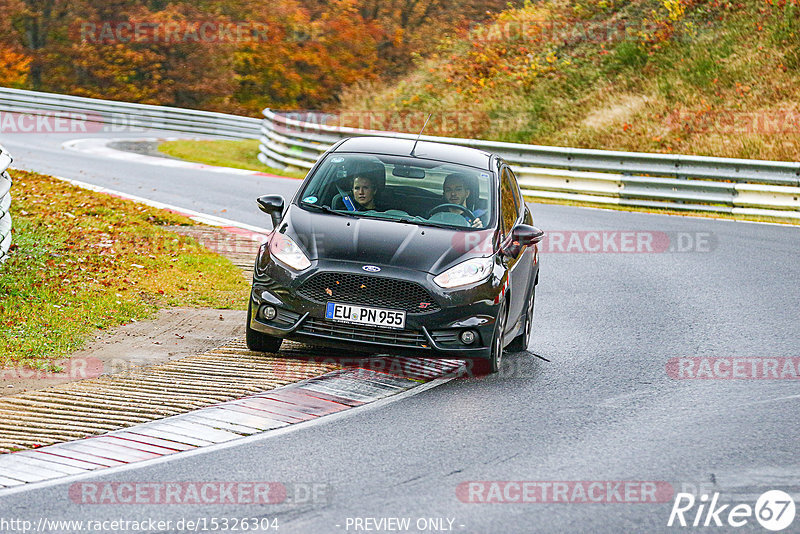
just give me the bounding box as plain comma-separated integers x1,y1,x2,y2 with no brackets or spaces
338,0,800,161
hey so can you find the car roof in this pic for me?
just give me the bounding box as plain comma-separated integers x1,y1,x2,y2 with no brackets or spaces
332,137,494,171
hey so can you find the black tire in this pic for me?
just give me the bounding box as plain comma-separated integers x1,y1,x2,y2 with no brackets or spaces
472,299,506,376
246,303,283,353
507,285,535,352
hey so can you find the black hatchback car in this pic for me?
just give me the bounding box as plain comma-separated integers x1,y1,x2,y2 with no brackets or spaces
247,137,543,374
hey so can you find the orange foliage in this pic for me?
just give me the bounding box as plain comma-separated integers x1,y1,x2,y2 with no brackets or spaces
0,46,31,87
0,0,502,112
232,0,383,111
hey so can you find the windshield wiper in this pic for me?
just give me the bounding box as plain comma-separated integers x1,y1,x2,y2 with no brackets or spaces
408,219,465,230
358,212,461,230
300,203,358,218
303,207,472,230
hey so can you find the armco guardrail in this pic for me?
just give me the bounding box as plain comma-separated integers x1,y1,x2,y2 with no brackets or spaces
0,87,261,139
259,109,800,220
0,144,12,264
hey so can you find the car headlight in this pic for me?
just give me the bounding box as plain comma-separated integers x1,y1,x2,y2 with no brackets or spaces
269,233,311,271
433,257,493,288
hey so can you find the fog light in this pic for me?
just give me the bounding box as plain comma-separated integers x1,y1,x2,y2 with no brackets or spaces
460,330,476,345
261,305,277,321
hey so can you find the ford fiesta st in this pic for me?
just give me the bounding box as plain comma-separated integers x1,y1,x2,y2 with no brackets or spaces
247,137,543,374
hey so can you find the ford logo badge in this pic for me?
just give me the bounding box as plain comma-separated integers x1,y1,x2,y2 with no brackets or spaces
362,265,381,272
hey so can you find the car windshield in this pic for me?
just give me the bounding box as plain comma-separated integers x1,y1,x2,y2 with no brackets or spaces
296,153,495,230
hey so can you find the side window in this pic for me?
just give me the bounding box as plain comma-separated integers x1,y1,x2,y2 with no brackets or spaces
500,167,518,236
507,168,524,218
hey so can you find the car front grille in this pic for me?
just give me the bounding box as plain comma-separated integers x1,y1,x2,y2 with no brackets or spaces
296,272,440,313
298,317,429,348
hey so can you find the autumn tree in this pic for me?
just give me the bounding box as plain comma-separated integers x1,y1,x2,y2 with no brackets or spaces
64,2,238,111
230,0,383,111
0,0,519,112
0,0,31,86
7,0,89,89
2,0,239,111
301,0,514,75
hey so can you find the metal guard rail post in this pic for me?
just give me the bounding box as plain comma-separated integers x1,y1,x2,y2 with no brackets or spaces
0,145,12,264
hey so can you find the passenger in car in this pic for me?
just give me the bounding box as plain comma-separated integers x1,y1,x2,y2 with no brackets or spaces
333,166,388,211
442,173,485,228
352,174,380,210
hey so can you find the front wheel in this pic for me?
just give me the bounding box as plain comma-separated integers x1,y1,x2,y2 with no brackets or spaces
472,299,506,376
507,286,535,352
246,303,283,353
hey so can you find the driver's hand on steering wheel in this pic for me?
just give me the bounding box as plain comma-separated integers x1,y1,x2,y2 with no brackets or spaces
471,218,484,228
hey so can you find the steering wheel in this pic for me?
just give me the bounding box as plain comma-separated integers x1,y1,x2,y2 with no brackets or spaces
427,203,476,224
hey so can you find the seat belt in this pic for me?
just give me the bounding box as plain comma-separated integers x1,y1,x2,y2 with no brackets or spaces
335,183,357,211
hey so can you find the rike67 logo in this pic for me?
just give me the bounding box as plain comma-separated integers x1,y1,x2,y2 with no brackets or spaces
668,490,796,531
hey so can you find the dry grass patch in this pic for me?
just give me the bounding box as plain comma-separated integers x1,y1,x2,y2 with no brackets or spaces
0,170,249,370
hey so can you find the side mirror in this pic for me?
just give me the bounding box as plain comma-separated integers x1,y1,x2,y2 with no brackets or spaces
512,224,544,246
257,195,285,228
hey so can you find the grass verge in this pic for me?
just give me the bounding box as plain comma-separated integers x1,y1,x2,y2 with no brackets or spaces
0,170,249,370
158,139,308,179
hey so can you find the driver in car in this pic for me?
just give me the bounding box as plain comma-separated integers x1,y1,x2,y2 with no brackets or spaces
442,173,484,228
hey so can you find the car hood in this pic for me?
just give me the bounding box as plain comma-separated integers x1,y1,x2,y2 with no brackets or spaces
284,207,495,274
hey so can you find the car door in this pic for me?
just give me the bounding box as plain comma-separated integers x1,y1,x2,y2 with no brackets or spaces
499,164,532,332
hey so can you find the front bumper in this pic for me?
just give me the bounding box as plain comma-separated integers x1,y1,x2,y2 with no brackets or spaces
249,259,503,360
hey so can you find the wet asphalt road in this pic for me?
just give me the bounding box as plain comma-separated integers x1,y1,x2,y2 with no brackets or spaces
1,131,799,533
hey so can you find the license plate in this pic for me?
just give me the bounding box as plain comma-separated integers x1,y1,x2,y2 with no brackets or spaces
325,302,406,329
